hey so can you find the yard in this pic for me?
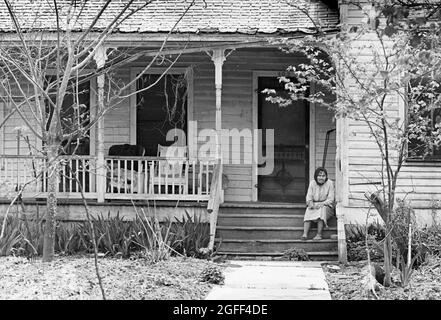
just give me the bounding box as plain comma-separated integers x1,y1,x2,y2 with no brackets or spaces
0,255,221,300
323,256,441,300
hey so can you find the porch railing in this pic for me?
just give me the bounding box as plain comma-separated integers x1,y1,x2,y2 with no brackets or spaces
0,155,97,199
0,155,217,202
104,156,216,201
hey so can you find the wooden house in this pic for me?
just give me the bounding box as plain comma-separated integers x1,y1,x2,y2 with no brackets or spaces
1,1,439,262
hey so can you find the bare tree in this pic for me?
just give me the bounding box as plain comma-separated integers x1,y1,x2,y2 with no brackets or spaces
0,0,195,263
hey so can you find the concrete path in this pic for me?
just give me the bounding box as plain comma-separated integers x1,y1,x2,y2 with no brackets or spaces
205,260,332,300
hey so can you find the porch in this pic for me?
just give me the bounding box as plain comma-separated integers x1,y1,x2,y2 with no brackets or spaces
0,45,344,261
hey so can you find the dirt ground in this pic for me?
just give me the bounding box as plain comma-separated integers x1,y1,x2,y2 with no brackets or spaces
323,256,441,300
0,255,219,300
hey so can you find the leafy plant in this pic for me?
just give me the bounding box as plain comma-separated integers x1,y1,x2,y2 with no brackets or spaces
346,223,385,262
0,207,214,261
19,213,45,257
132,207,172,263
416,225,441,257
55,222,84,255
282,247,310,261
391,200,430,268
347,235,384,262
0,217,22,256
200,264,224,284
168,211,210,257
92,211,134,258
345,221,385,242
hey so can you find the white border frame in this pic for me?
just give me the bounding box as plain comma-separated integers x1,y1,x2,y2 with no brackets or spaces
251,71,315,202
129,67,194,158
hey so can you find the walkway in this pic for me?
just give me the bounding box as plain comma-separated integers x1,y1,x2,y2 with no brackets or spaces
205,260,332,300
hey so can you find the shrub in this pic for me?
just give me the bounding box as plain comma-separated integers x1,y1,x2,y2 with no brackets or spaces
168,211,210,257
55,222,84,255
345,222,385,262
415,224,441,257
391,199,433,269
200,264,224,284
0,217,22,256
282,247,310,261
91,212,134,258
345,221,385,242
131,208,172,263
18,213,45,257
347,235,384,262
0,208,215,261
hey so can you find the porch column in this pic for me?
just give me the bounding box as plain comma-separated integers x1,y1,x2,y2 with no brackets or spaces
211,49,225,202
94,46,107,203
335,115,348,264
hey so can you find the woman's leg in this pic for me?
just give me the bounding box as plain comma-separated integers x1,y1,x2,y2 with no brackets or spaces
314,220,324,239
302,221,311,238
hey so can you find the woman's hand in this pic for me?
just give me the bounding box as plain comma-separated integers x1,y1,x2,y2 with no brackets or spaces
314,202,324,209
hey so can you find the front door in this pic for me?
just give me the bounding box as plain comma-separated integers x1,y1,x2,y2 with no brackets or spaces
257,77,309,203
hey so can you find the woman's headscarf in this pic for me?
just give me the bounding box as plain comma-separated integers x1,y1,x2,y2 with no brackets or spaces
314,167,328,185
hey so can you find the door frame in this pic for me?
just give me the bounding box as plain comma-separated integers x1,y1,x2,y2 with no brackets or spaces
129,67,194,158
251,71,315,202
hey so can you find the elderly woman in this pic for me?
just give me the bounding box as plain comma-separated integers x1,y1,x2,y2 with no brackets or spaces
302,167,335,240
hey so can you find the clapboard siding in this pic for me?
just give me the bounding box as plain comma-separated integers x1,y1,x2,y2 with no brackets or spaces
1,98,41,156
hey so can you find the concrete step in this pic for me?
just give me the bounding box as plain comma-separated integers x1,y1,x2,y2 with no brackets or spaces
216,251,338,261
216,239,338,253
216,226,337,240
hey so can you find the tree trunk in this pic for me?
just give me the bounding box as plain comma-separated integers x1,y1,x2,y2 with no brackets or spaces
365,192,393,287
383,233,392,287
42,144,59,262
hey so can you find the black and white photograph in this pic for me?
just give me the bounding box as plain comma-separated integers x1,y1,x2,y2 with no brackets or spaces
0,0,441,305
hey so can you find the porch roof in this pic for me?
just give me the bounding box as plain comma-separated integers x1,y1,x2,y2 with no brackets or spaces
0,0,339,35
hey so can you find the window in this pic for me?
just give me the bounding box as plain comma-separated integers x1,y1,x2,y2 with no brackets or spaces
45,76,91,155
407,77,441,161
